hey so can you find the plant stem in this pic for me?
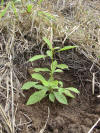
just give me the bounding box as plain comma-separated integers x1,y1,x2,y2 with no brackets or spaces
50,48,54,80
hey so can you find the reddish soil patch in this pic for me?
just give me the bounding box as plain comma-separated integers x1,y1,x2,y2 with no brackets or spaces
16,72,100,133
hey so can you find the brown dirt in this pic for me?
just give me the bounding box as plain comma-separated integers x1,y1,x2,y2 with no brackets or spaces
15,71,100,133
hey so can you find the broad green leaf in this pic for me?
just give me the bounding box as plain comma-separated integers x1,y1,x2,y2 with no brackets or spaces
46,50,52,58
27,89,47,105
43,37,52,49
64,90,75,98
48,80,58,88
29,55,46,62
32,73,45,81
66,87,80,94
58,88,65,93
27,4,33,13
21,81,38,90
49,93,55,102
54,92,68,105
34,68,50,72
55,69,63,73
58,81,63,87
0,2,10,19
31,73,48,86
57,64,68,69
33,84,49,90
58,46,78,52
51,60,57,74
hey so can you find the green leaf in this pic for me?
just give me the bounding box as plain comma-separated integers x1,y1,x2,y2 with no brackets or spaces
1,0,4,6
49,93,55,102
29,55,46,62
0,2,10,19
66,87,80,94
54,92,68,105
39,11,55,21
21,81,38,90
31,73,48,86
44,12,55,20
64,90,75,98
34,68,50,72
58,81,63,87
54,47,60,50
46,50,52,58
33,84,49,90
58,88,65,93
13,0,21,3
55,69,63,73
57,64,68,69
43,37,52,49
38,0,43,5
57,87,65,93
48,80,58,88
27,4,33,13
27,89,47,105
51,60,57,74
58,46,78,52
11,2,18,17
32,73,45,81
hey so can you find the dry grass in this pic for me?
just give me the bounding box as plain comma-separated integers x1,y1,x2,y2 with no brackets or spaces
0,0,100,132
0,0,100,63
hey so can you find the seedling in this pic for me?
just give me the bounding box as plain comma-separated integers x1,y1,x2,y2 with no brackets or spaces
21,37,79,105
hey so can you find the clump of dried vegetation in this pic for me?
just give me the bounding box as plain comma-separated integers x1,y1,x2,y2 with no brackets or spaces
0,0,100,132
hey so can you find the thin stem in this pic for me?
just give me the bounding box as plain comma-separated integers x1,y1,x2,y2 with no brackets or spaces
50,49,54,80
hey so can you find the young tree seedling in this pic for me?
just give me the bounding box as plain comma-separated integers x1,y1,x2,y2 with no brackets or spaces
21,37,79,105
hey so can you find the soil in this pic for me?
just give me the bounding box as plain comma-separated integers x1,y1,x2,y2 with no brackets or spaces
15,71,100,133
